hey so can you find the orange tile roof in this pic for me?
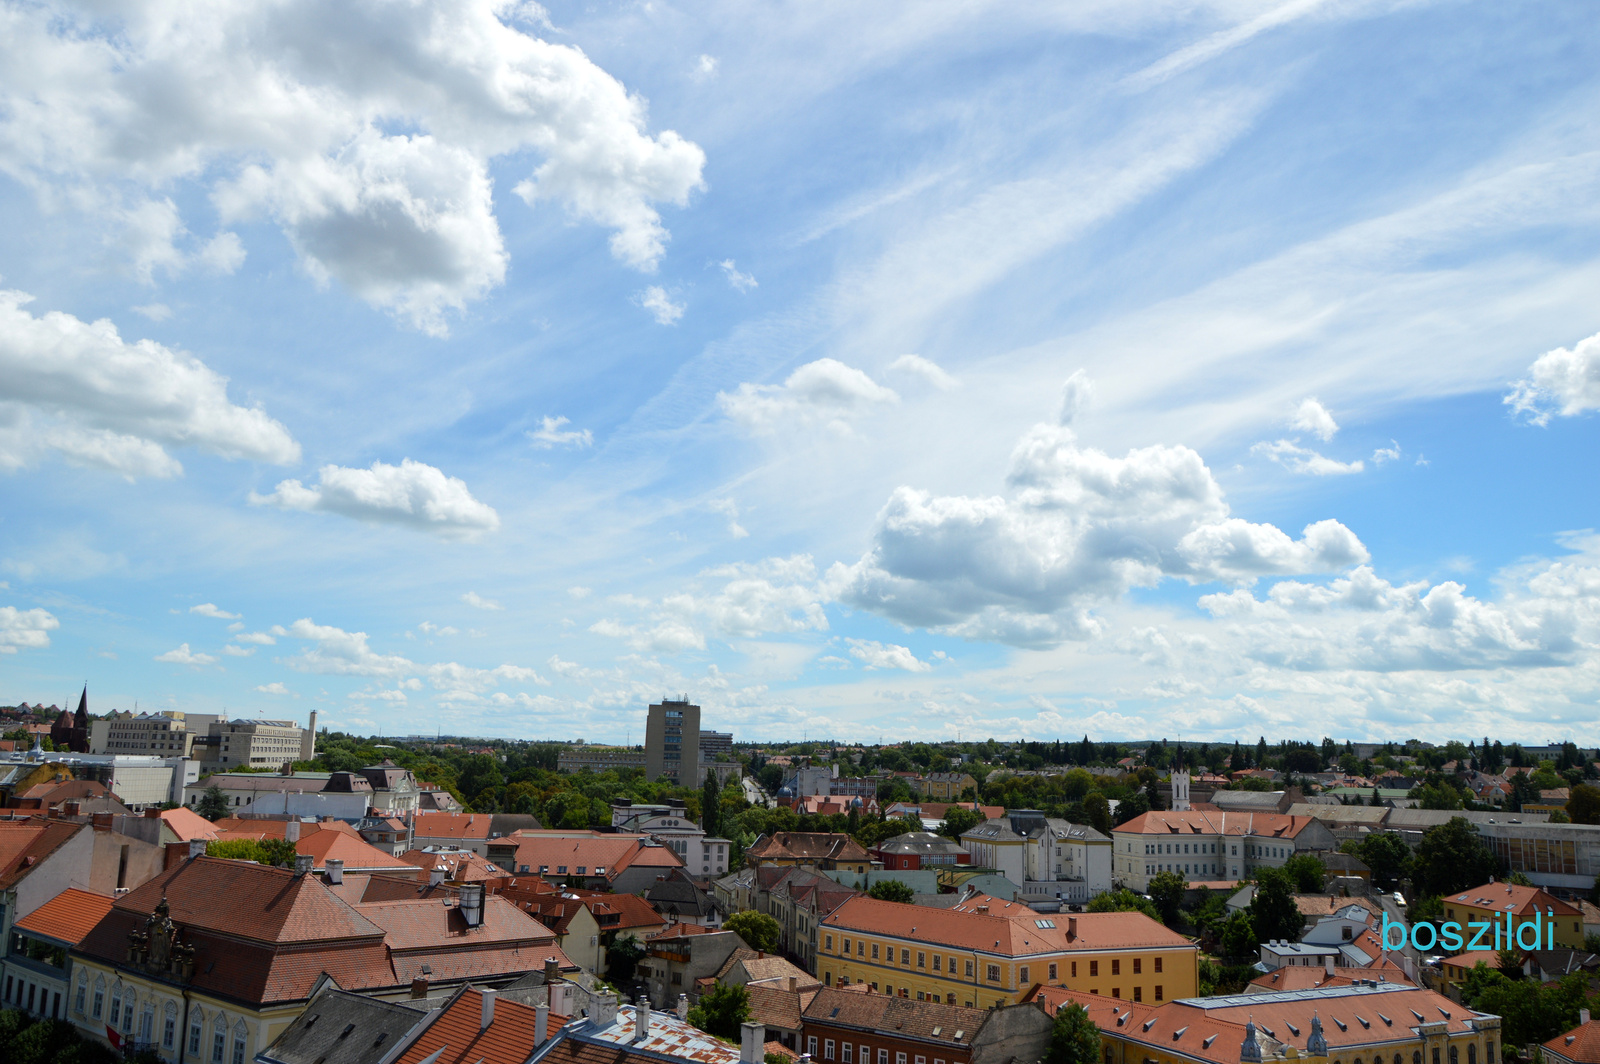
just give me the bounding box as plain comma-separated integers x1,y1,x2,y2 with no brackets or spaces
14,887,114,946
1115,810,1320,838
412,813,495,840
496,833,683,877
397,848,510,882
1248,966,1414,992
0,818,84,889
1545,1020,1600,1064
159,806,220,841
1448,882,1580,917
824,894,1192,957
393,988,568,1064
298,828,414,870
355,894,556,953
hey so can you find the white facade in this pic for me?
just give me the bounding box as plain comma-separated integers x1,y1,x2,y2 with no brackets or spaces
611,803,731,877
1022,820,1113,902
1171,771,1191,811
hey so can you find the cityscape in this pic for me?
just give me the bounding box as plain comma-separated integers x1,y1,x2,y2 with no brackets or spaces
1,3,1598,1064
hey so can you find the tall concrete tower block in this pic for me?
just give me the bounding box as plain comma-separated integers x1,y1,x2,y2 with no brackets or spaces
302,710,318,762
644,699,700,784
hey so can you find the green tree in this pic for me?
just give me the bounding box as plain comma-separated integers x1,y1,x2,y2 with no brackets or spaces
1343,833,1412,891
687,982,751,1040
196,785,230,821
1416,781,1465,810
1086,889,1159,921
702,770,721,839
1567,783,1600,825
1249,867,1302,943
606,934,646,984
1220,910,1259,962
723,910,781,953
1461,967,1589,1049
868,879,916,904
1413,817,1502,897
939,805,985,839
206,838,299,867
1147,871,1186,927
1082,793,1112,837
1282,854,1326,893
1045,1002,1101,1064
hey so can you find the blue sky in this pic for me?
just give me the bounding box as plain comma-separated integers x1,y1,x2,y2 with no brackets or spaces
2,0,1597,745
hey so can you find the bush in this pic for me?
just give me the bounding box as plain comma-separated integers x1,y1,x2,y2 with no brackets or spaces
687,983,750,1041
868,880,915,904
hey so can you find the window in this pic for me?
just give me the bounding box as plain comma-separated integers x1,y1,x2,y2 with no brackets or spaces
1112,988,1120,999
986,965,1001,983
872,944,880,960
1048,963,1058,980
1154,985,1163,1001
1154,957,1163,974
1450,1049,1459,1064
1468,1047,1478,1064
1111,960,1120,976
827,935,834,951
858,941,866,957
1020,966,1030,985
1134,987,1142,1002
879,1050,889,1064
843,938,850,953
826,1041,836,1060
897,1054,907,1064
74,978,86,1014
901,949,911,965
1089,961,1098,978
844,1046,854,1063
164,1007,177,1048
918,952,926,968
190,1012,204,1055
963,959,972,976
212,1026,226,1064
933,955,942,971
575,866,586,875
916,1057,926,1064
809,1038,819,1056
886,985,893,996
1133,959,1141,975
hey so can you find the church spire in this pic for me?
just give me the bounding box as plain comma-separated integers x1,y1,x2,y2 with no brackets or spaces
75,684,89,726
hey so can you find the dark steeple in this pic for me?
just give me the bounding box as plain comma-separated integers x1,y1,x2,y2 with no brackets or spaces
75,685,89,728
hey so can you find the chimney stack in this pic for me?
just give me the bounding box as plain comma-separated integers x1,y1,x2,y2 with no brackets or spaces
1067,916,1077,941
480,988,497,1030
1580,1008,1591,1026
461,883,484,928
741,1022,764,1063
189,838,208,860
326,859,344,885
633,996,651,1044
536,1004,550,1046
545,957,560,983
430,863,447,887
294,854,314,876
411,977,429,998
677,994,689,1020
144,807,161,819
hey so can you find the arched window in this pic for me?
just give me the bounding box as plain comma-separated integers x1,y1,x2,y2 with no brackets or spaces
164,1002,179,1049
1395,1054,1403,1064
140,1002,155,1043
1450,1048,1459,1064
232,1020,249,1064
74,972,87,1015
1468,1045,1477,1064
189,1008,205,1057
1487,1042,1495,1063
122,989,136,1032
109,984,123,1027
212,1014,228,1064
1413,1054,1422,1064
1355,1057,1364,1064
92,977,105,1020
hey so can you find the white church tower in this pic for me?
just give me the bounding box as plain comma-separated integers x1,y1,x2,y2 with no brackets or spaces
1171,753,1191,811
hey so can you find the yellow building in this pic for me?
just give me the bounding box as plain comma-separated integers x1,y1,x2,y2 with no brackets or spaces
1030,981,1501,1064
1441,881,1584,951
817,894,1198,1010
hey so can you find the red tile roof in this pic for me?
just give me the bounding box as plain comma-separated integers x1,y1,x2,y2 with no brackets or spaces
298,828,414,870
0,818,84,889
1546,1019,1600,1064
14,887,115,946
397,848,510,882
825,894,1192,957
412,813,495,840
1248,965,1414,992
1115,810,1320,838
1448,882,1581,917
494,832,684,878
393,987,567,1064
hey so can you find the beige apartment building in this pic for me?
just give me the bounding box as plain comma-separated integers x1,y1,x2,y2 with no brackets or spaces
91,712,220,757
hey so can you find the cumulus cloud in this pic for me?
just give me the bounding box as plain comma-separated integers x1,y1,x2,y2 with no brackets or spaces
221,644,255,656
527,415,593,449
1506,331,1600,425
190,603,240,619
1291,397,1340,441
250,458,500,538
637,286,685,325
719,260,757,292
155,643,217,666
234,631,276,645
462,591,503,610
1252,439,1364,476
0,291,300,479
846,638,932,672
718,358,899,435
831,395,1367,648
0,605,59,653
277,617,547,691
0,1,705,333
887,354,958,391
254,681,290,695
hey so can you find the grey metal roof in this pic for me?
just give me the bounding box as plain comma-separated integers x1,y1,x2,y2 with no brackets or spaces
255,987,427,1064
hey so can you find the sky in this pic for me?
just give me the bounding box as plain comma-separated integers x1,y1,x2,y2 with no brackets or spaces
1,0,1597,747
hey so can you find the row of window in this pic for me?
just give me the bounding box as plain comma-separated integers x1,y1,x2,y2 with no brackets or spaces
805,1035,962,1064
822,936,1162,984
75,970,249,1064
1340,1044,1490,1064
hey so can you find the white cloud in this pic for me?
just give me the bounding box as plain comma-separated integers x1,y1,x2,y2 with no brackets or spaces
831,399,1367,648
1252,439,1364,476
637,286,685,325
1506,331,1600,426
0,291,300,479
846,638,932,672
132,303,172,322
254,681,290,695
190,603,240,619
692,54,719,81
1,2,705,332
221,644,255,657
462,591,503,610
417,621,459,636
1372,440,1401,464
719,259,757,292
527,415,594,449
234,631,276,645
277,617,547,693
0,605,58,654
710,498,749,539
568,587,591,599
1056,369,1095,427
718,358,899,435
887,354,957,391
250,458,500,538
155,643,217,666
1290,397,1340,441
